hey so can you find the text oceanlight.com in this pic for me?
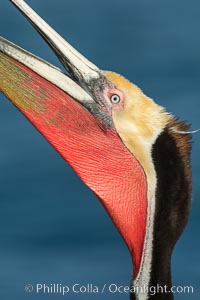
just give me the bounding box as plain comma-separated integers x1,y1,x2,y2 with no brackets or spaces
25,283,194,296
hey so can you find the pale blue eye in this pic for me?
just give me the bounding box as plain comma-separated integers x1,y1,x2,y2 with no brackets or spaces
110,94,120,104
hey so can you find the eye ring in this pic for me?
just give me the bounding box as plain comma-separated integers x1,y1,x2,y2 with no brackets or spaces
110,94,121,104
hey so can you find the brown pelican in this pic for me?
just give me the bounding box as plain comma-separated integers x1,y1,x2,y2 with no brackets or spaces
0,1,192,299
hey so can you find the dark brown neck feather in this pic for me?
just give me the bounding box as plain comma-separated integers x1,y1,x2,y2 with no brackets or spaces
130,118,192,300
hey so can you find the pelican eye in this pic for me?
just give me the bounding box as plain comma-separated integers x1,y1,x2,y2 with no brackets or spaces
110,94,121,104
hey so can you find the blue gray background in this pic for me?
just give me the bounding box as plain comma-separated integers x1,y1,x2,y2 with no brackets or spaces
0,0,200,299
